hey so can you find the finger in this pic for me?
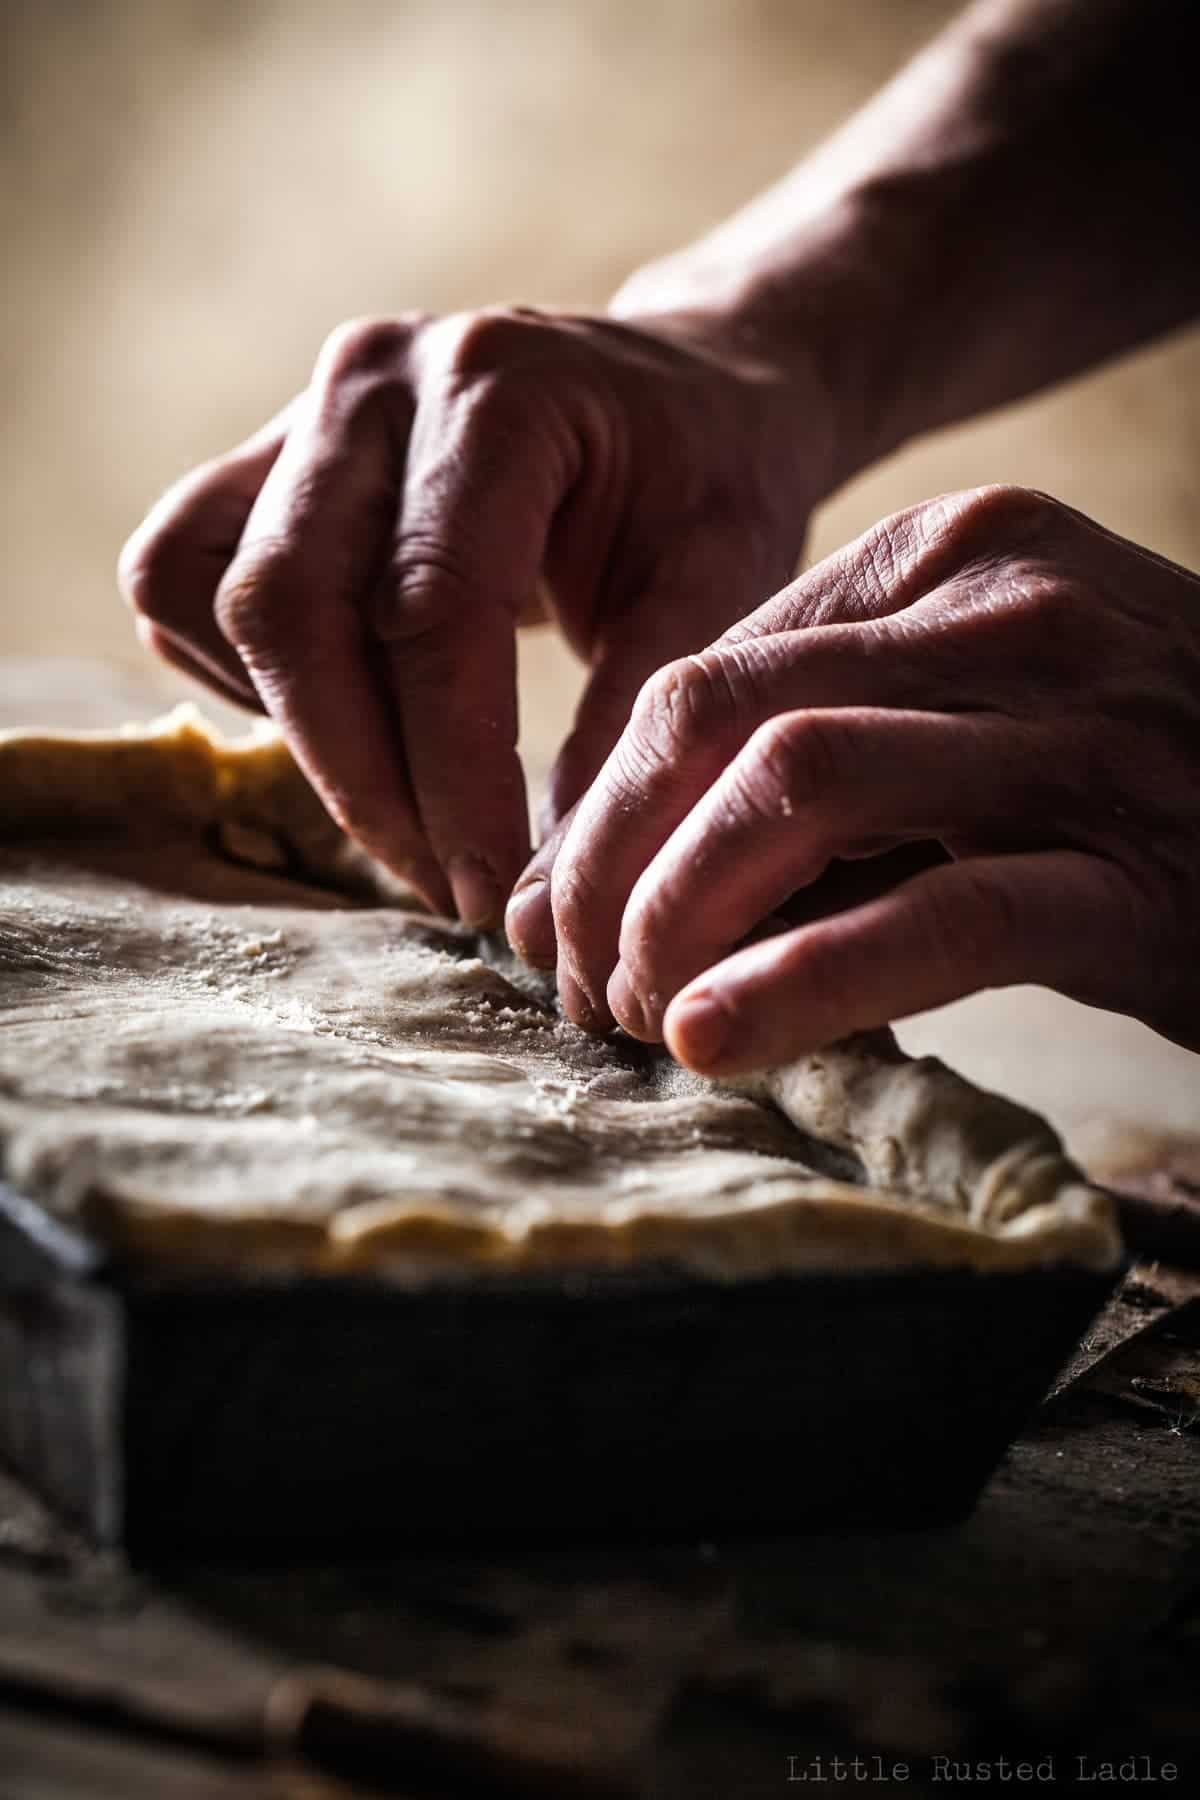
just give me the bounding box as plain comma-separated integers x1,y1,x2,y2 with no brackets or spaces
505,800,579,969
544,622,929,1028
542,651,658,831
374,325,580,924
212,347,453,914
119,400,301,695
772,841,952,928
510,488,977,998
545,525,786,828
662,848,1144,1075
509,533,793,976
608,707,1053,1039
506,636,686,977
517,575,553,628
596,842,950,1013
509,634,711,977
710,487,1007,646
135,619,264,711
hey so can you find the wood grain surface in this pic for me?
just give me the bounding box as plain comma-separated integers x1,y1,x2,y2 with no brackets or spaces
1,1261,1198,1798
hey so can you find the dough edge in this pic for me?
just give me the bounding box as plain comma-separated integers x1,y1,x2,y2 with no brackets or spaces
0,705,1123,1279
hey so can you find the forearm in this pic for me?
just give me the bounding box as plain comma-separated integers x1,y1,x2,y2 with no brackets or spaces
613,0,1200,487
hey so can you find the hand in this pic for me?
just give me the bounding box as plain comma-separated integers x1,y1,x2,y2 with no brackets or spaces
119,305,831,925
530,484,1200,1066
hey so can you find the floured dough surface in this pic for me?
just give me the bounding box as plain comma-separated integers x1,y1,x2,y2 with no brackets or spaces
0,709,1120,1278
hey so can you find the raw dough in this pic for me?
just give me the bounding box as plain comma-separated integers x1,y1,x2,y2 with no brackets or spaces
0,708,1120,1278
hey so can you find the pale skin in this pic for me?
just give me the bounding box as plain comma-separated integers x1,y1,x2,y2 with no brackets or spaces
120,0,1200,1072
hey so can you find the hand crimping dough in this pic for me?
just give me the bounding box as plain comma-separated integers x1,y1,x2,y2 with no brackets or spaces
0,708,1120,1278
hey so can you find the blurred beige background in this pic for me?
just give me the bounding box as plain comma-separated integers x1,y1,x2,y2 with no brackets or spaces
3,0,1200,1145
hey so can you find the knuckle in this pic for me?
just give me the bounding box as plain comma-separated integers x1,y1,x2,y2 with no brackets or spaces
117,522,170,620
213,544,293,649
377,534,474,645
628,656,734,771
117,469,222,622
315,316,412,390
618,878,670,979
949,482,1061,546
549,854,598,944
743,711,843,812
438,306,548,384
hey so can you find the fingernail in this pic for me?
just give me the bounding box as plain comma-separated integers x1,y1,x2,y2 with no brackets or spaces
505,878,557,967
607,963,649,1039
558,961,611,1034
448,853,504,929
666,991,730,1070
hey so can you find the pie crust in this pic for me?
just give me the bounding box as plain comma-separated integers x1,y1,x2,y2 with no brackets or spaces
0,708,1121,1278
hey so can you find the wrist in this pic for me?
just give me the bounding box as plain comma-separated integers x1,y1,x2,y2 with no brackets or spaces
609,194,915,500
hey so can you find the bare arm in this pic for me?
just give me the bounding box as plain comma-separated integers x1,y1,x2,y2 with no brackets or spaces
615,0,1200,486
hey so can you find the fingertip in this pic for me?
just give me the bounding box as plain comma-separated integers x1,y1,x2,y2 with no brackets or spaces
606,962,653,1040
400,860,456,920
557,960,613,1035
505,877,558,968
448,853,505,930
663,987,733,1072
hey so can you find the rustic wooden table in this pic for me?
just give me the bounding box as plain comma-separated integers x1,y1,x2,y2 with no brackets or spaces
1,1258,1198,1799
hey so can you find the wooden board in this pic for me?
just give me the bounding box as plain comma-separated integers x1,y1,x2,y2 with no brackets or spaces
0,1278,1197,1797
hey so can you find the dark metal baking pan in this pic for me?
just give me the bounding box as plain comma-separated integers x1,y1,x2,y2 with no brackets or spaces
0,1182,1118,1551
